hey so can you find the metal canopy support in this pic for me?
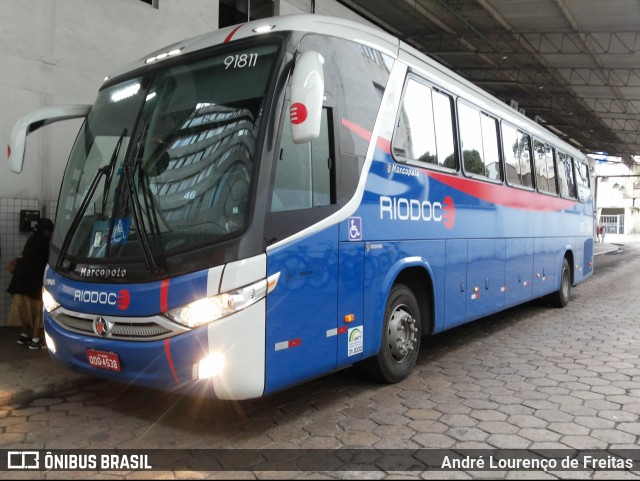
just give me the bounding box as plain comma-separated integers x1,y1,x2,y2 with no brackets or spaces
336,0,640,158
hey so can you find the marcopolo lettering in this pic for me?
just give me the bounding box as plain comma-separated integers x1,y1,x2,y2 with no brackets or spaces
79,266,127,278
380,195,443,222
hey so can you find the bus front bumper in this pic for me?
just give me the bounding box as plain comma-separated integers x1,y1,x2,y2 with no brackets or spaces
44,300,266,400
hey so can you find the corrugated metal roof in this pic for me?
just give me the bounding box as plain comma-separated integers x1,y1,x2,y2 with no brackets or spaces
338,0,640,159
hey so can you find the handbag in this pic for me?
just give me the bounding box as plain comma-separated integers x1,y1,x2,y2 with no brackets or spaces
6,257,20,274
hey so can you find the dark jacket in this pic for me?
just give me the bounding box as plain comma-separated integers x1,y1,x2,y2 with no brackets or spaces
7,231,50,299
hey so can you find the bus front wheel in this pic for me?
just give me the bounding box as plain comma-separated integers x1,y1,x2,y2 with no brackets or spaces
549,257,571,308
364,283,422,383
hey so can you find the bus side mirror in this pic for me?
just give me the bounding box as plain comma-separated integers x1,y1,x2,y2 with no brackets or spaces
289,51,324,144
8,104,91,173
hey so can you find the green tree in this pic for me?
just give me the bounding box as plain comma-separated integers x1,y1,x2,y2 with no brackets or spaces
462,149,485,176
418,151,437,165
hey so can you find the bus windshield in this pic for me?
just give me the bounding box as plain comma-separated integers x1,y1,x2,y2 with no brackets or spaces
53,42,280,267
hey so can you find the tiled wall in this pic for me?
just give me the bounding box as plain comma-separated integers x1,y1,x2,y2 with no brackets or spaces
0,198,55,327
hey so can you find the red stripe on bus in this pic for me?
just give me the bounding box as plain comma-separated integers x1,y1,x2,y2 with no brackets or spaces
338,326,348,334
341,118,390,154
160,279,170,312
164,338,180,385
288,338,302,348
340,117,576,212
424,170,576,212
224,24,243,43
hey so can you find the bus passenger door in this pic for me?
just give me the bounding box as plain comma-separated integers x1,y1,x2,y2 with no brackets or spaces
265,230,339,394
263,108,340,395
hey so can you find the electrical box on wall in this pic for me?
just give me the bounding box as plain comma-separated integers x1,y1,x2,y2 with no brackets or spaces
19,210,40,232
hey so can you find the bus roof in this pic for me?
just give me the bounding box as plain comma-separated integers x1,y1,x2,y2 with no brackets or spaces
106,14,400,81
104,13,586,162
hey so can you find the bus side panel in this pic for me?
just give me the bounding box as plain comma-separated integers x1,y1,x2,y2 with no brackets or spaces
442,239,467,331
337,241,365,367
505,238,534,307
264,227,339,394
466,239,506,323
583,237,594,278
362,240,445,358
533,237,558,297
571,236,585,284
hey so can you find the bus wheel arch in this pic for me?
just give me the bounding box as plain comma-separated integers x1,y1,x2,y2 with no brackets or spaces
361,266,434,383
395,266,435,336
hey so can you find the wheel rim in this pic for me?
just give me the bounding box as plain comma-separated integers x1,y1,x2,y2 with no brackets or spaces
388,304,418,363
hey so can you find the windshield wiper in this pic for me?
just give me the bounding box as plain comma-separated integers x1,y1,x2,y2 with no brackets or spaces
56,129,128,271
100,128,127,215
122,162,157,272
115,120,157,272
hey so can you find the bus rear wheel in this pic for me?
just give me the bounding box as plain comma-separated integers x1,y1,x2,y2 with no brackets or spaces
364,283,422,383
549,257,571,307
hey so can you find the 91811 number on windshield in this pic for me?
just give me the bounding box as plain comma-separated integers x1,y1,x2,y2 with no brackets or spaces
224,53,258,69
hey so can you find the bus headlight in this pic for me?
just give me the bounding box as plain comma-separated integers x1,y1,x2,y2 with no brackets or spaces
197,352,225,379
42,288,60,313
165,272,280,328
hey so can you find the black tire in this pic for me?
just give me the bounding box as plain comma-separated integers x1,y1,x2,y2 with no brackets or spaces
363,283,422,383
549,257,571,308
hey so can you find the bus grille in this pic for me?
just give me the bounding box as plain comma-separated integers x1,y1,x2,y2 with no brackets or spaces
51,311,183,341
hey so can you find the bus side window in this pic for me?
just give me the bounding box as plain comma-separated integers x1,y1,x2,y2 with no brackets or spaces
393,79,437,163
533,140,558,194
575,160,591,202
458,100,501,181
271,107,333,212
392,78,456,170
433,90,456,170
557,151,577,199
503,123,533,188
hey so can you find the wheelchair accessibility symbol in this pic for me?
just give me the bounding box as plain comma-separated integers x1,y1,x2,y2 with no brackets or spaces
348,217,362,241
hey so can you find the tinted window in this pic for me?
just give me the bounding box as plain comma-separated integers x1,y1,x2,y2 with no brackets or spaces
575,159,591,202
502,123,533,188
533,140,558,194
298,34,393,202
392,80,456,169
433,91,456,169
557,152,576,199
458,101,501,180
266,35,392,243
393,80,437,163
271,108,332,212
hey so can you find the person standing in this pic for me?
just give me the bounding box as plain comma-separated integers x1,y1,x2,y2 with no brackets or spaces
7,218,54,349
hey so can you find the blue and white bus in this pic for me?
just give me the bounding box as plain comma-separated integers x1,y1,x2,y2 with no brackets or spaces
9,14,593,400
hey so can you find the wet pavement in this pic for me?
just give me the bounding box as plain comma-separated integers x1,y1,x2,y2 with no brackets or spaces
0,239,638,479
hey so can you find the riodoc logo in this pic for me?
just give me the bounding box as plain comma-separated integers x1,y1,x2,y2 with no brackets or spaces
380,195,456,229
442,196,455,229
73,289,131,310
290,103,308,124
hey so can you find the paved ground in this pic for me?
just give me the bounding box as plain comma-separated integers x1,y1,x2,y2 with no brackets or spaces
0,238,638,479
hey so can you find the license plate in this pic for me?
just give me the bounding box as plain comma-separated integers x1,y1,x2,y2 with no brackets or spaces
86,349,121,372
